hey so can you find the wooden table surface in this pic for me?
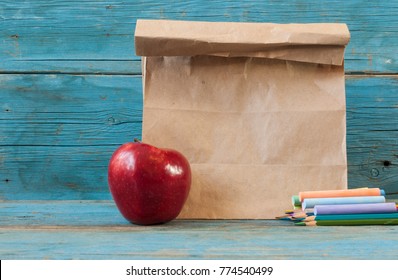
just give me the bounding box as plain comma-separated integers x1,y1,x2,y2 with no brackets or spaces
1,0,398,259
2,200,398,259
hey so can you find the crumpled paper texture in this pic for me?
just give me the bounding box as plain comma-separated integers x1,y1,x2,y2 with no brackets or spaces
135,20,350,219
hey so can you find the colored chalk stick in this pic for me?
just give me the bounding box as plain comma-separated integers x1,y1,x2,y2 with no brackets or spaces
291,195,301,207
314,202,397,215
299,188,383,202
302,195,385,209
295,218,398,226
304,212,398,222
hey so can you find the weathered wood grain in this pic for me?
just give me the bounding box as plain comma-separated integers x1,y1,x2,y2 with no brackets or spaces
1,0,397,74
0,200,125,226
1,60,142,75
1,201,398,260
1,74,397,199
1,0,397,261
1,146,116,200
0,74,142,146
346,76,398,196
2,226,396,259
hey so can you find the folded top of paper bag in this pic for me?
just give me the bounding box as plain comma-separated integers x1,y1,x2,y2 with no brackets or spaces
135,19,350,65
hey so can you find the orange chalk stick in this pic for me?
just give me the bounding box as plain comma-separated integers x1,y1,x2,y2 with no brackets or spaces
298,188,383,202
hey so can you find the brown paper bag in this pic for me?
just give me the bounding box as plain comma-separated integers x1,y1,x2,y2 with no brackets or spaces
135,20,350,219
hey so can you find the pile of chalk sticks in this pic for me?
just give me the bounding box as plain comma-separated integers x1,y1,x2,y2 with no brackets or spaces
277,188,398,226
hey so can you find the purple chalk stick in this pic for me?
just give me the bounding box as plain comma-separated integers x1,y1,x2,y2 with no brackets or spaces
314,202,397,215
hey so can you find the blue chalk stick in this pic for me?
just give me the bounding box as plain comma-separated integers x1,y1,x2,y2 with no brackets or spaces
302,195,385,209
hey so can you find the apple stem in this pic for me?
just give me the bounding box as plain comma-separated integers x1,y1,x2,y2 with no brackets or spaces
133,138,141,143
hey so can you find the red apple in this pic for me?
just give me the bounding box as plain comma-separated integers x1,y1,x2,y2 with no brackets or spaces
108,139,191,225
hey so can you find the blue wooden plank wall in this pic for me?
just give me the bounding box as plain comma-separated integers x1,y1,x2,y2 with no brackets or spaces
1,0,397,200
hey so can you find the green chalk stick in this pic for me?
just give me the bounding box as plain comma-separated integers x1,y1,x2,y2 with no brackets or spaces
295,218,398,226
291,195,301,207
